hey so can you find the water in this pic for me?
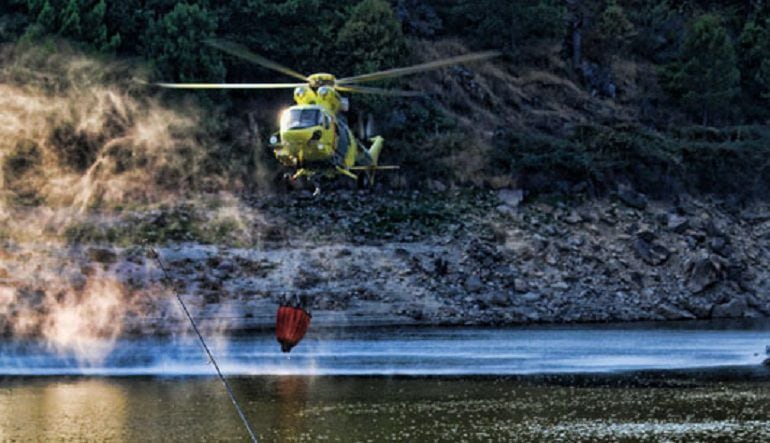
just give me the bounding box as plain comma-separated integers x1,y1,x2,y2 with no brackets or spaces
2,321,769,441
0,321,768,376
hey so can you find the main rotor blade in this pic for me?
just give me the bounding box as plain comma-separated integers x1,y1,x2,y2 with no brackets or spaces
205,39,309,81
337,51,500,85
336,85,424,97
155,82,306,89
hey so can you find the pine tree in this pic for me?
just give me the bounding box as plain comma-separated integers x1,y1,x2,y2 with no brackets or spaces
59,0,82,38
35,0,56,30
83,0,119,51
738,19,770,100
142,3,224,84
677,14,740,125
336,0,407,76
593,0,635,61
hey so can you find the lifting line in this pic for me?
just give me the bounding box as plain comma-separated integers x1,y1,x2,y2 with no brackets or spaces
147,245,258,443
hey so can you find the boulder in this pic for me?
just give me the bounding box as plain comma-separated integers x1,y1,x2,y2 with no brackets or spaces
564,211,583,224
464,275,484,293
87,247,117,264
484,292,512,307
636,229,656,243
633,239,670,266
498,189,524,208
657,303,696,320
711,296,749,319
427,179,447,193
295,269,323,289
682,297,714,318
667,214,689,233
709,236,730,256
686,253,726,294
618,187,647,210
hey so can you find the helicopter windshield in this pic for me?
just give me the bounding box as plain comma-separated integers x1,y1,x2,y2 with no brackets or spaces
281,108,322,130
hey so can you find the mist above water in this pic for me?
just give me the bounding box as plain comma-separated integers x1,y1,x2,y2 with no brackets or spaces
1,324,767,376
0,41,242,364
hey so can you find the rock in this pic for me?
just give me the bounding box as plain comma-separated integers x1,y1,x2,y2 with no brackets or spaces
87,247,117,264
686,254,726,294
711,296,749,319
295,269,323,289
564,211,583,224
513,279,529,293
618,187,647,210
636,229,656,243
682,297,714,318
496,205,516,216
741,210,770,224
498,189,524,208
485,292,511,307
633,239,670,266
511,306,541,322
667,214,689,233
464,275,484,293
657,303,696,320
552,281,570,291
434,257,449,276
747,294,770,314
487,175,515,190
336,248,353,257
427,179,447,193
519,292,541,302
703,219,724,237
567,235,584,248
709,236,729,256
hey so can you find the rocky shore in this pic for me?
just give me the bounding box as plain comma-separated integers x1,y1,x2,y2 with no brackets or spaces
1,189,769,336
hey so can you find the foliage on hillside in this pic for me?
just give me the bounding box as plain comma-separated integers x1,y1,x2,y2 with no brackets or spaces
1,0,769,199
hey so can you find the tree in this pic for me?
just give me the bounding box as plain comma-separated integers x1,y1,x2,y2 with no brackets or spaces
590,0,635,62
142,3,224,84
81,0,120,52
206,0,359,82
439,0,562,57
59,0,81,37
671,14,740,125
336,0,407,76
0,0,29,41
20,0,119,51
738,19,770,100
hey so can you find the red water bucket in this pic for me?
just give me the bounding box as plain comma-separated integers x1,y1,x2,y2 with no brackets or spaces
276,305,311,353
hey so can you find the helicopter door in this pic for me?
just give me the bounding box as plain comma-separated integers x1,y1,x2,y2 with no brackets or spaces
333,120,349,166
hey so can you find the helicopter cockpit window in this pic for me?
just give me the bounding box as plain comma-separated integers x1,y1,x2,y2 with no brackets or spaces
323,115,330,130
281,109,322,130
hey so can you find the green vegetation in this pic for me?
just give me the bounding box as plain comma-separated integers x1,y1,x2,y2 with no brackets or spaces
663,14,740,125
1,1,769,198
63,203,254,247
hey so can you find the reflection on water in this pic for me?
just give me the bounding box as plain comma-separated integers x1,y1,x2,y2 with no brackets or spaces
2,374,770,441
1,379,127,441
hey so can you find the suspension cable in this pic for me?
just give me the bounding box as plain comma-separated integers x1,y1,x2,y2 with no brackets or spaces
146,245,258,443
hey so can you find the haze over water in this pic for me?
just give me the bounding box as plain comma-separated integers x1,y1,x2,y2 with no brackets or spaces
1,320,767,376
2,321,770,441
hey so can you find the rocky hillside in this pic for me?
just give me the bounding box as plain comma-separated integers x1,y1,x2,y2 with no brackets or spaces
2,189,768,339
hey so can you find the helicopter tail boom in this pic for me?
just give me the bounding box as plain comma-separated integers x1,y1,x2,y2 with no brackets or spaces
367,136,384,166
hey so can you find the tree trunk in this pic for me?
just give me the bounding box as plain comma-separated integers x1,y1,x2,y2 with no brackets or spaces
566,0,583,70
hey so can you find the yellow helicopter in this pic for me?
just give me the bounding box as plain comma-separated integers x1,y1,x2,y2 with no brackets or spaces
157,40,498,186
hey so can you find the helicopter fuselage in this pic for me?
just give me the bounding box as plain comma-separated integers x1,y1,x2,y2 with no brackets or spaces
269,73,379,180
